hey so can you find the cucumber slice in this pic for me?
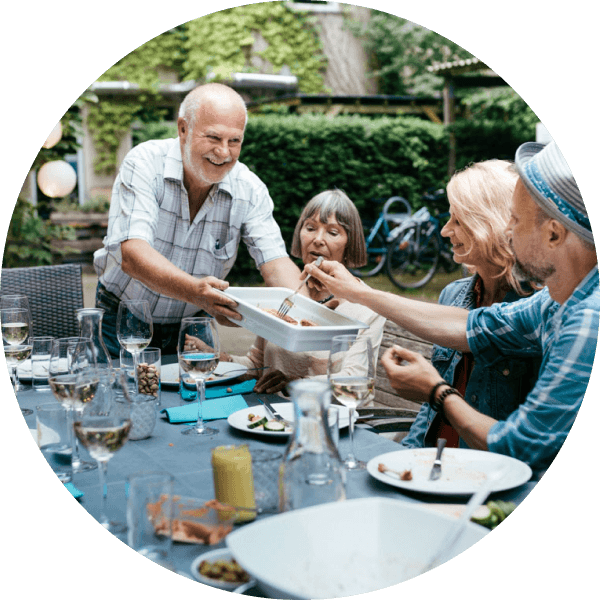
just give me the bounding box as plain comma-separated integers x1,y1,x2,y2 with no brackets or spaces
247,416,268,429
263,420,286,432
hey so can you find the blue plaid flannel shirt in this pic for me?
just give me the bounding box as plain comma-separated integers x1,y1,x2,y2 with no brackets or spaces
467,266,599,474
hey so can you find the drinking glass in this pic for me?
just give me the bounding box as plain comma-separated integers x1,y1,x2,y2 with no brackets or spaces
1,296,33,393
31,336,55,391
177,316,219,436
327,335,376,471
117,300,153,396
48,337,99,473
1,307,33,411
3,342,32,397
74,401,132,533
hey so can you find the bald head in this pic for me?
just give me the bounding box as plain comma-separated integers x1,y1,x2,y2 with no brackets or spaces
179,83,247,132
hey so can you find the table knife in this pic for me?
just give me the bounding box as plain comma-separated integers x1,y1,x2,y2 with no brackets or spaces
258,397,291,427
428,438,447,481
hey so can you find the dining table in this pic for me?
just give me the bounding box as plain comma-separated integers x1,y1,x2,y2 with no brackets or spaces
15,361,537,591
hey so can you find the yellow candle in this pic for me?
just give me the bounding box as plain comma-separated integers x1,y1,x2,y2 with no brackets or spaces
211,444,256,522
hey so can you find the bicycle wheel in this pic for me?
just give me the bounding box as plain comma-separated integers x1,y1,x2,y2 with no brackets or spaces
386,224,440,290
350,225,387,277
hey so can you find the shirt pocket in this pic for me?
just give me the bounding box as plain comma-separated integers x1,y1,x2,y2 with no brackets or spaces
488,358,534,419
430,345,455,380
197,234,239,280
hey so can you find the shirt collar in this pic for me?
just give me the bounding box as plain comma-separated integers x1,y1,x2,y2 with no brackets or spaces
553,265,598,322
164,138,184,182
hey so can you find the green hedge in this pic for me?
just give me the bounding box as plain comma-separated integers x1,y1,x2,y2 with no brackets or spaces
228,114,448,283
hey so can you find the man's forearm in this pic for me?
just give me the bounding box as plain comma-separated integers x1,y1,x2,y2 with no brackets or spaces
441,393,496,450
260,257,302,290
121,239,200,303
359,287,471,352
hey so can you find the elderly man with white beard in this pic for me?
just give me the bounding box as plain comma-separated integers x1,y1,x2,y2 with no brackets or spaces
93,83,301,356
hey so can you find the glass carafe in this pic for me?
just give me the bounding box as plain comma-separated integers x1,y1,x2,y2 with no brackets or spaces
279,380,346,512
77,308,114,409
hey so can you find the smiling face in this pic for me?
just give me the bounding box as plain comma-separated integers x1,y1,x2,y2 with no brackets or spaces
299,211,349,266
506,179,556,284
440,203,483,268
179,95,246,189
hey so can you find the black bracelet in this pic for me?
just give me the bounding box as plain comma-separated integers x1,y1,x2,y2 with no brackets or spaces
434,386,462,424
428,381,449,408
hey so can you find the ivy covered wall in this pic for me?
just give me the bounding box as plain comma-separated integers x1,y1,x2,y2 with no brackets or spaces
86,3,328,178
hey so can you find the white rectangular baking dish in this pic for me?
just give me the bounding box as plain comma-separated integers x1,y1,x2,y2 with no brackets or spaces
220,287,368,352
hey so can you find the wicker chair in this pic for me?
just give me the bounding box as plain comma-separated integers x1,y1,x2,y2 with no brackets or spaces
0,263,84,338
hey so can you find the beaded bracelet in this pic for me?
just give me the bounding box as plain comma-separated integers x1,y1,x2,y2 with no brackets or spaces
429,383,462,424
428,381,449,408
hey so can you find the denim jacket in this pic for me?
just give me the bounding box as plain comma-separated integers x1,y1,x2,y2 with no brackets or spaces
400,276,541,449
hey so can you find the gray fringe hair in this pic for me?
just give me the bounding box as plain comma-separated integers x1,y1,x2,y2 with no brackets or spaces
290,189,367,268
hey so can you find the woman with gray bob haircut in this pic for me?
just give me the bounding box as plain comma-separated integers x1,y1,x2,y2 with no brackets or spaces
224,189,385,395
290,189,367,269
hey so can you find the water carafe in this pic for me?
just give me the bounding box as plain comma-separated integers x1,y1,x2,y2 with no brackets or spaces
77,308,114,408
279,380,346,512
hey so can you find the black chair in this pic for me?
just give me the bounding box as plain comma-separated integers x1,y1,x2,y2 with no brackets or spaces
1,263,84,338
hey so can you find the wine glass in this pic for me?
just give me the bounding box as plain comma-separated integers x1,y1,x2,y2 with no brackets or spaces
74,401,132,533
177,316,220,436
117,300,153,394
1,307,33,413
0,304,33,394
327,335,376,471
48,337,99,473
1,295,33,392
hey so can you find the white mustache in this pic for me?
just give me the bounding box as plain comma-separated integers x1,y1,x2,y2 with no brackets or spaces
204,153,232,165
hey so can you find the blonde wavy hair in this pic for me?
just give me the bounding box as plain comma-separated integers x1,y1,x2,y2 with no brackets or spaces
447,159,527,295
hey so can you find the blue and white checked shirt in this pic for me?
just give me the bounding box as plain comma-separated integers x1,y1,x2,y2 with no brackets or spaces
93,138,288,324
467,266,599,474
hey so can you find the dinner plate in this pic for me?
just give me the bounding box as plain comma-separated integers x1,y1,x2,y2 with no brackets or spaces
367,448,532,496
17,358,66,381
227,403,352,437
161,362,248,388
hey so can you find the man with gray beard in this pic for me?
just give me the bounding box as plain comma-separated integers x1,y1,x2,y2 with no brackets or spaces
306,141,598,477
93,83,300,355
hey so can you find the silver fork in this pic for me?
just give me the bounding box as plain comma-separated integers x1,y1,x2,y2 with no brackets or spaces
276,256,324,318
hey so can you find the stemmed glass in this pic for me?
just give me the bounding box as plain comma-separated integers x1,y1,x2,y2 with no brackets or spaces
1,295,33,392
48,337,100,473
117,300,153,394
74,396,132,533
327,335,376,471
1,307,33,414
177,316,219,436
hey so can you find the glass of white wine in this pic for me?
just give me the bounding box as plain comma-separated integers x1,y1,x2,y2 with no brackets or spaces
177,316,219,436
48,337,100,473
1,307,33,411
74,405,132,533
327,335,376,471
117,300,153,394
1,296,33,393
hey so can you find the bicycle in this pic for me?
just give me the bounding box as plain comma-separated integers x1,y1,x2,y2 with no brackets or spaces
349,195,412,277
385,189,458,290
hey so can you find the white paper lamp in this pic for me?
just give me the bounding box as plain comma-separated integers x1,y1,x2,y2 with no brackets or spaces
43,122,63,149
37,160,77,198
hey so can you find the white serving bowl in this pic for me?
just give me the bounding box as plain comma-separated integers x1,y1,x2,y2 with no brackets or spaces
226,497,489,599
221,287,367,352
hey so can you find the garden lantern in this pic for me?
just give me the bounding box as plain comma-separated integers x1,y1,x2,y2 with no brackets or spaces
37,160,77,198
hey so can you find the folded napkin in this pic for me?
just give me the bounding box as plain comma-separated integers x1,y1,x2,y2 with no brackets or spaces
179,378,257,401
161,394,249,424
65,482,84,499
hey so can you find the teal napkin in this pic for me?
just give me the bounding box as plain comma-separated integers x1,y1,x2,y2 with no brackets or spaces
65,482,84,498
179,378,257,401
161,394,249,424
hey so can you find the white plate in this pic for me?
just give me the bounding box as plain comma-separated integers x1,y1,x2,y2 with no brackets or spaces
221,287,368,352
367,448,532,496
18,358,66,381
161,362,248,387
190,548,254,591
227,402,352,437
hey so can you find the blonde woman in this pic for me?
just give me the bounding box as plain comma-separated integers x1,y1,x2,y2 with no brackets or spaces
400,160,541,447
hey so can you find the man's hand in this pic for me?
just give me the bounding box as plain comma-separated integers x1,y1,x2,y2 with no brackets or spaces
192,276,242,326
380,345,442,403
303,260,366,303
